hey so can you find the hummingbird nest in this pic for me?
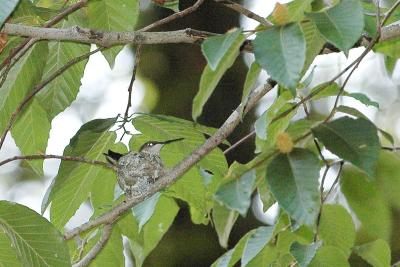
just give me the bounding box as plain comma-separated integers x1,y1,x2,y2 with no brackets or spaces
116,151,165,198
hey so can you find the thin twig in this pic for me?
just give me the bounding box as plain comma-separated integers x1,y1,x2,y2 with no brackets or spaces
223,130,256,154
63,79,277,240
214,0,273,27
323,161,344,202
119,45,142,141
314,139,328,165
0,154,115,170
314,165,330,241
0,48,103,150
123,45,142,119
139,0,206,32
72,224,113,267
382,146,400,151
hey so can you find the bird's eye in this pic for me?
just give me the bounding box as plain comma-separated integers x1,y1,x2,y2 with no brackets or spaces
148,142,154,146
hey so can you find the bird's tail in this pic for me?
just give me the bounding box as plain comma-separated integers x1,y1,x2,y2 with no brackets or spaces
103,150,124,165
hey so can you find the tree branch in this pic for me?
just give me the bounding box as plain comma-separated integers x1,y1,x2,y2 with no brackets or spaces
72,224,113,267
1,24,214,46
3,21,400,48
63,78,277,240
0,154,115,170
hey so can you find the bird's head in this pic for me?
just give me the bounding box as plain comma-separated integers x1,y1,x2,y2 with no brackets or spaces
139,138,184,154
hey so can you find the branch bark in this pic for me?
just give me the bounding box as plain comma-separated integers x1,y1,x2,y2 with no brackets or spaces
1,24,214,46
3,21,400,47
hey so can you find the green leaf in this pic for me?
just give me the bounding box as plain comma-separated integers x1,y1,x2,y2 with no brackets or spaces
254,91,293,141
212,202,239,249
346,92,379,108
301,21,325,74
319,204,355,257
36,13,90,118
310,82,378,108
0,232,20,267
378,129,394,146
239,61,261,116
245,244,278,267
241,226,274,266
202,28,242,71
257,179,275,212
310,82,340,100
306,0,364,54
312,117,380,177
132,192,161,232
353,239,391,267
377,151,400,208
0,0,19,26
211,231,253,267
88,0,140,67
270,0,314,25
214,170,256,217
11,99,50,176
309,246,350,267
287,119,317,140
336,105,368,119
374,39,400,59
254,92,298,154
117,212,139,241
0,36,22,64
0,42,48,139
254,23,306,91
46,118,117,229
192,31,245,120
286,0,314,22
266,148,320,226
130,196,179,267
11,0,44,25
341,166,391,240
0,201,71,267
384,56,397,77
290,241,322,267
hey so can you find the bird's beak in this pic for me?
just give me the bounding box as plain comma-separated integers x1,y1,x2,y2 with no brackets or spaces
162,138,184,145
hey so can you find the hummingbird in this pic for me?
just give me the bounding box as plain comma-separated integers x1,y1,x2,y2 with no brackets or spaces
104,138,184,198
